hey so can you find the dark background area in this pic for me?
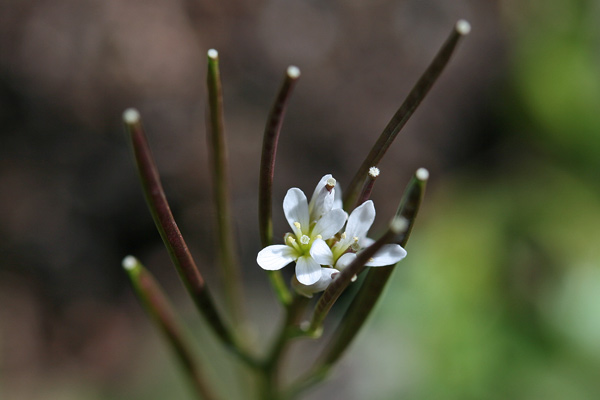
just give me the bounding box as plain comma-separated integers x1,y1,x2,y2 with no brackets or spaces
2,1,600,399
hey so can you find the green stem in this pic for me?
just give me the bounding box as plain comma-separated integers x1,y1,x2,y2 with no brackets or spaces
123,109,258,368
267,271,292,307
123,256,219,400
206,49,246,327
284,366,328,400
259,296,309,400
327,169,428,364
307,217,408,334
290,169,428,396
343,20,470,209
259,66,301,306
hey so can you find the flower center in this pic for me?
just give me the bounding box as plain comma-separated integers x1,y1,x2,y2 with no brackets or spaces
330,233,360,264
285,230,318,256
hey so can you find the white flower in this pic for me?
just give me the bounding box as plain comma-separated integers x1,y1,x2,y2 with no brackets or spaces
256,175,347,285
310,200,407,270
291,267,339,298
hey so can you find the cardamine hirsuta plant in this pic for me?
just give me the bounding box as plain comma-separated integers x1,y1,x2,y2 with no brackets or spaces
122,20,470,400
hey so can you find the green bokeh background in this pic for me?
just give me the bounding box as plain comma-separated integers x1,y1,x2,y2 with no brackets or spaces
362,2,600,398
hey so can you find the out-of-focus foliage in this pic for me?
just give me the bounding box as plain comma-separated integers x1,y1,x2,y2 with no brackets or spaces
338,1,600,399
506,0,600,170
366,162,600,399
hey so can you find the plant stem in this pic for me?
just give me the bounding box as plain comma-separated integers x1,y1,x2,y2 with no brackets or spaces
206,49,246,327
123,109,258,368
307,217,408,334
123,256,219,400
259,66,301,306
324,168,428,364
288,169,428,396
343,20,470,209
259,295,309,399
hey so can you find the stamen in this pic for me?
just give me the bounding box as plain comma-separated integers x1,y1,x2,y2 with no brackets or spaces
286,235,297,246
325,177,336,192
316,235,322,240
341,232,346,239
300,235,310,245
294,221,302,230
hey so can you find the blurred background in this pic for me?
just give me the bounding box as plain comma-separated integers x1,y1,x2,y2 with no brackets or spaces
2,0,600,399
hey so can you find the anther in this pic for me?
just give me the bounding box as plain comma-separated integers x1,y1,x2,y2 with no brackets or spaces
325,177,337,192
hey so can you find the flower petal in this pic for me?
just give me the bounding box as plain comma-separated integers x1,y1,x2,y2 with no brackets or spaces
346,200,375,240
335,253,359,282
310,238,334,265
295,255,322,285
309,174,336,221
359,237,375,248
283,188,309,235
365,244,407,267
257,245,297,270
309,174,333,205
333,184,343,210
310,187,335,222
335,253,356,270
312,208,347,239
292,267,339,298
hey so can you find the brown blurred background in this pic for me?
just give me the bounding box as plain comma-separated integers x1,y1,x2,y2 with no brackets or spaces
2,0,600,399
